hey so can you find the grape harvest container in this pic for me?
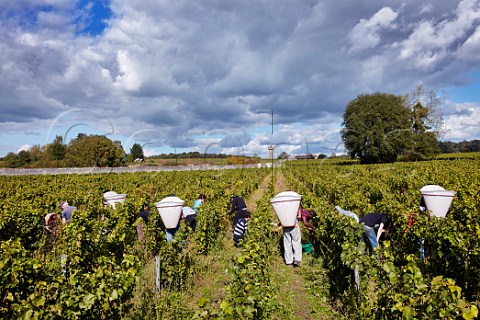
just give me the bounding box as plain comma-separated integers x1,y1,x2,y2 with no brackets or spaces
155,196,185,228
103,191,127,208
270,191,302,227
420,185,456,218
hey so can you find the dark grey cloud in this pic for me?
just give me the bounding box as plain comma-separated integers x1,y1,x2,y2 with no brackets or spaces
0,0,479,156
218,131,251,148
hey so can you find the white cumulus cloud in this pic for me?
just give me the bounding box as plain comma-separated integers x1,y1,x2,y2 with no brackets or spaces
348,7,398,53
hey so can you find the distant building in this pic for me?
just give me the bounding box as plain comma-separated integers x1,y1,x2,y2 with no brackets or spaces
268,145,274,160
288,154,316,160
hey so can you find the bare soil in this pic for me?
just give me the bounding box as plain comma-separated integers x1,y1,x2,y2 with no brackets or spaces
273,170,314,320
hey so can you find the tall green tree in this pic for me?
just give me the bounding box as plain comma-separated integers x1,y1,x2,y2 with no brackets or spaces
46,135,67,161
28,145,46,163
406,85,443,159
65,135,125,167
17,150,31,166
4,152,21,168
342,92,413,164
130,143,144,160
277,151,289,160
408,85,444,134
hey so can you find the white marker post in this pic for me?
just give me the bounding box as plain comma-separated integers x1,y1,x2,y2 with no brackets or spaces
155,254,161,294
61,254,67,277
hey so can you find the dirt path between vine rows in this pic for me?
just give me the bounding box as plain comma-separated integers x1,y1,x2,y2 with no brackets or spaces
186,172,274,313
245,172,272,211
273,170,341,320
273,171,315,320
245,172,315,319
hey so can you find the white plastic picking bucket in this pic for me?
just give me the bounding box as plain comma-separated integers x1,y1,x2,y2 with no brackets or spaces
270,191,302,227
103,191,127,208
155,196,185,229
420,185,456,218
420,185,445,193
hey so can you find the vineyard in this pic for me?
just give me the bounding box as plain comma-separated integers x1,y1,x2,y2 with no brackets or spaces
1,157,479,319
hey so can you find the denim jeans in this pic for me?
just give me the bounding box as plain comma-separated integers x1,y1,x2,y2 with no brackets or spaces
363,225,378,250
419,239,425,259
165,224,180,242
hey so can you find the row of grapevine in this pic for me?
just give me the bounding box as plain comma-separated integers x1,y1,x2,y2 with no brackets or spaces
194,174,289,319
0,168,268,319
281,159,479,319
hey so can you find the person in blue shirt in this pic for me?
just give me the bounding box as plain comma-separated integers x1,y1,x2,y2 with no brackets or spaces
193,194,206,213
59,201,77,225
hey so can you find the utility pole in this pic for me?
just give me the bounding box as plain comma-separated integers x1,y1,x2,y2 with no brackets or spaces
271,109,273,135
270,110,274,179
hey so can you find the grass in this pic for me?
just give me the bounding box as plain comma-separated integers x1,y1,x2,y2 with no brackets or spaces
301,255,345,319
267,228,344,320
184,228,236,311
127,227,235,319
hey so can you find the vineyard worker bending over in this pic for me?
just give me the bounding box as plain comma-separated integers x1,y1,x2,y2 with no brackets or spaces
138,203,150,224
182,206,197,231
359,213,389,251
166,222,180,242
298,208,316,231
44,213,59,238
229,196,248,226
60,201,77,225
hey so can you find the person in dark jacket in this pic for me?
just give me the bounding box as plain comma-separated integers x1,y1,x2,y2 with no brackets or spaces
137,203,150,241
182,206,197,231
138,203,150,223
359,213,389,250
229,196,248,226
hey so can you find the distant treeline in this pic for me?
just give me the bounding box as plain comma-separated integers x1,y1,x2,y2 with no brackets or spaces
2,135,479,168
438,140,480,153
147,151,242,159
0,135,257,168
1,134,126,168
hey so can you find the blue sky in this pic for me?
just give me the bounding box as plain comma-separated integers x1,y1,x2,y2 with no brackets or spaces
1,0,479,158
446,72,480,102
75,0,112,36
